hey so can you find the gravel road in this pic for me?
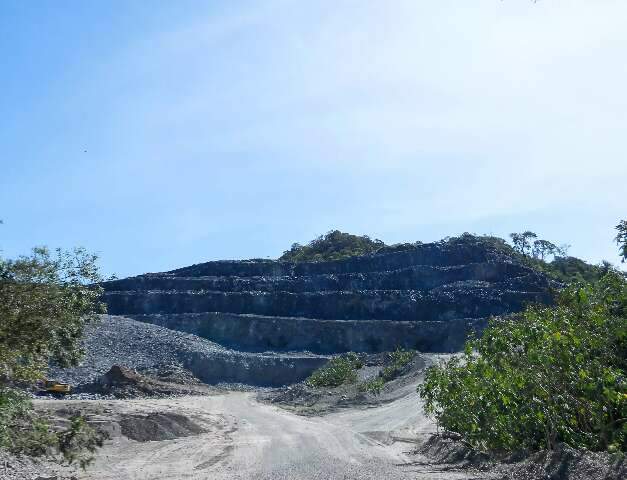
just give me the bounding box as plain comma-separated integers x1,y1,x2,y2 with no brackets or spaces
40,363,490,480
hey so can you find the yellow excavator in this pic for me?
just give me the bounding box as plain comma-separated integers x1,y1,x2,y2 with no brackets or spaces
39,379,72,394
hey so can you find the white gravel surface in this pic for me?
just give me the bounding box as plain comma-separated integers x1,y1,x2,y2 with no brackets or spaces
40,356,492,480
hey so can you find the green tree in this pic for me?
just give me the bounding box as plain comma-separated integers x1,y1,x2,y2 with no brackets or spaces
279,230,385,262
0,245,105,459
531,239,558,260
418,270,627,453
0,247,105,384
616,219,627,262
509,231,538,256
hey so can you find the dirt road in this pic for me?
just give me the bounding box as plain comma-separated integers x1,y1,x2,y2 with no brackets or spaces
43,381,488,480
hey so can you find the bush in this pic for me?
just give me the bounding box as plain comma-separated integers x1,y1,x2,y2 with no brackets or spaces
280,230,385,262
381,348,415,380
0,388,104,468
0,246,105,383
306,354,362,387
418,271,627,453
358,348,415,396
0,246,105,465
359,377,385,395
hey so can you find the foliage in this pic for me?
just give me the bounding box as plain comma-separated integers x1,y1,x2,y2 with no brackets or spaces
616,220,627,262
510,231,538,256
0,387,105,468
542,256,612,284
381,347,415,380
0,246,105,384
418,271,627,453
57,414,105,469
0,388,32,448
359,377,385,395
345,352,364,369
358,348,415,396
306,353,362,387
0,244,106,465
280,230,385,262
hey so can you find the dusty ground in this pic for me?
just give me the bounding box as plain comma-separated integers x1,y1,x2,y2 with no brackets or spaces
38,391,490,480
29,354,624,480
263,353,432,415
33,354,493,480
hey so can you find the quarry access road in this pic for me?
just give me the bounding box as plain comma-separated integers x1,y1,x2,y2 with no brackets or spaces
59,384,487,480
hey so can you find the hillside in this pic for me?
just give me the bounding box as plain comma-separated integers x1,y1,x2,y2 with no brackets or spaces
94,234,555,386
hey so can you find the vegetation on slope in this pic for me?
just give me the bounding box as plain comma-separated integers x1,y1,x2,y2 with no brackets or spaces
306,353,363,387
306,348,416,394
281,227,607,287
279,230,386,262
0,244,106,466
360,348,415,395
442,231,609,285
418,221,627,454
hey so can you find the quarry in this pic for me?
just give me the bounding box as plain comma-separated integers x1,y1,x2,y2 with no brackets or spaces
6,236,623,480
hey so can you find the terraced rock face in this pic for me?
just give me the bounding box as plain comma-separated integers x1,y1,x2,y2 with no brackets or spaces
101,238,553,358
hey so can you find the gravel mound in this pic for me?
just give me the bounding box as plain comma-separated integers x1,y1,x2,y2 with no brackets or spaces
48,315,227,386
76,365,211,398
49,315,328,388
265,354,427,415
0,449,73,480
119,412,205,442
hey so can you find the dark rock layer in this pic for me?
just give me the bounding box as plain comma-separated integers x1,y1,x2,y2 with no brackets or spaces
101,238,553,358
127,313,487,354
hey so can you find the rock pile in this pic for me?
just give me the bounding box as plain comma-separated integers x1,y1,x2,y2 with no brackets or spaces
49,315,328,388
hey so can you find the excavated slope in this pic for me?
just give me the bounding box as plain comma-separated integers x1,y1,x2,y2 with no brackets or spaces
99,238,553,386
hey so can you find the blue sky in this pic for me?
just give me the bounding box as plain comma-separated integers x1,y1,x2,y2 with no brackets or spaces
1,0,626,278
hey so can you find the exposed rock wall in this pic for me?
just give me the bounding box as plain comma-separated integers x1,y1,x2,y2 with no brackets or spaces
101,238,553,358
105,287,549,321
128,313,487,354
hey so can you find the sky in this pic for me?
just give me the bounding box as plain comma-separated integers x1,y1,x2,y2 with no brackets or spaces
1,0,625,278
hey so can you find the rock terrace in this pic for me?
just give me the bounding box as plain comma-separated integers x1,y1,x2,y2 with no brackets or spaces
95,237,553,385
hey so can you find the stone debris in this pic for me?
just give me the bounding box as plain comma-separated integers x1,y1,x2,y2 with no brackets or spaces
49,315,329,390
0,450,75,480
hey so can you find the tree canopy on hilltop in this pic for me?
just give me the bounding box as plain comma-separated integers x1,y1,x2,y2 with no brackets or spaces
279,230,386,262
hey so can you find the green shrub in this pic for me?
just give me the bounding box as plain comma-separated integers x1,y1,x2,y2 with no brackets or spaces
0,389,32,448
358,348,415,396
306,354,362,387
359,377,385,395
381,348,415,381
0,388,105,468
57,414,105,469
0,245,105,465
418,271,627,453
345,352,364,369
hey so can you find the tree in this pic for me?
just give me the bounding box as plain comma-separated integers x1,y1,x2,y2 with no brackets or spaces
616,220,627,262
509,231,538,256
279,230,385,262
0,245,105,458
418,270,626,453
531,239,558,260
0,247,105,384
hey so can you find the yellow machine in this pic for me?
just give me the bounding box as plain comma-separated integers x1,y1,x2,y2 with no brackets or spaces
40,380,72,394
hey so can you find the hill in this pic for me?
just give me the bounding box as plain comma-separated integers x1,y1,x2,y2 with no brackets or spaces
96,234,554,385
